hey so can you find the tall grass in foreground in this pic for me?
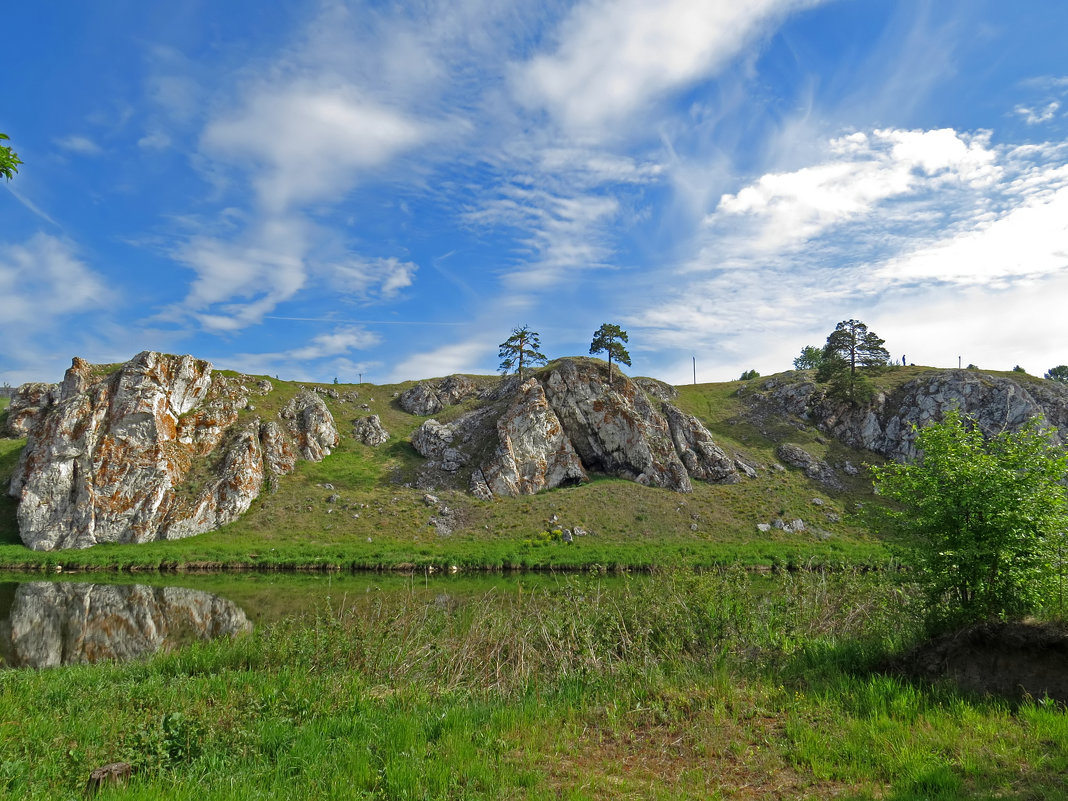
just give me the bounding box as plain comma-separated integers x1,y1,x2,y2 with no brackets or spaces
1,570,1066,800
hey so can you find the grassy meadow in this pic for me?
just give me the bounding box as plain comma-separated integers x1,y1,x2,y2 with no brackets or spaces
2,569,1066,800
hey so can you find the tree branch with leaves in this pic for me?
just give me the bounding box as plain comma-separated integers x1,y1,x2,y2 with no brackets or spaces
0,133,22,181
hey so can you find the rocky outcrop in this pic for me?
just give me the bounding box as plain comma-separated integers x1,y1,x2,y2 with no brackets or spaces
352,414,390,447
280,390,339,461
543,359,694,491
399,375,479,416
755,370,1068,462
9,352,338,550
413,359,738,497
476,378,588,497
0,581,252,668
3,382,57,438
663,404,737,484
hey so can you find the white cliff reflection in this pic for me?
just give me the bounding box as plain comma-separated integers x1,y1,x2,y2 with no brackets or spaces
0,582,252,668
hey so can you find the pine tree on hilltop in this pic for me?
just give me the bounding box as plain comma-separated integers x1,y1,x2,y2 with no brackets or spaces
589,323,631,387
498,326,547,381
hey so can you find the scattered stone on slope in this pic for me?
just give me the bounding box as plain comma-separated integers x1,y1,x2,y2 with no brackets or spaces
9,351,339,551
775,443,841,488
353,414,390,447
478,378,587,497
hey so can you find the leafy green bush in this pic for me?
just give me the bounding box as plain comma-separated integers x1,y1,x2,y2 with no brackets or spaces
872,410,1068,628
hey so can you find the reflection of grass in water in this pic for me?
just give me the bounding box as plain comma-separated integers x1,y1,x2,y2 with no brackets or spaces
4,570,1068,799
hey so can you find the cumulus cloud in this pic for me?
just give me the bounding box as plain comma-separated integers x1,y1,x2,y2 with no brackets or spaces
514,0,823,134
709,128,1000,255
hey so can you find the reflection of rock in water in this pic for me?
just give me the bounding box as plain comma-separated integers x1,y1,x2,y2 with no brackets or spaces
0,583,253,668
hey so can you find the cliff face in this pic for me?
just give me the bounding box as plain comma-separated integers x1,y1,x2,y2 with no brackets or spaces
8,352,338,551
748,369,1068,462
414,358,740,498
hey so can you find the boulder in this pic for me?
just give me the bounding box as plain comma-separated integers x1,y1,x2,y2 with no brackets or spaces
662,404,738,483
352,414,390,447
775,443,841,488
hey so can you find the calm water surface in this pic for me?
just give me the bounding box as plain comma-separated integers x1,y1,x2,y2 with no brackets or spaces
0,571,581,669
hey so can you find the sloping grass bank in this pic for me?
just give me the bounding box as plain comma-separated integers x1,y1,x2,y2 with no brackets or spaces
2,570,1066,799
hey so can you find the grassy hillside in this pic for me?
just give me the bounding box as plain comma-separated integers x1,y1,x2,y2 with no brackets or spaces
0,364,950,571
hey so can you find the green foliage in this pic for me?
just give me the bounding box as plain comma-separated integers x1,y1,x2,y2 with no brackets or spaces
738,369,760,380
792,345,824,371
0,133,21,181
1012,364,1027,373
816,319,889,406
871,410,1068,628
589,322,631,386
498,325,546,380
1045,365,1068,382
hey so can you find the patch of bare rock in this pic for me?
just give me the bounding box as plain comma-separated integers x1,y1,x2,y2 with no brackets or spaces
7,351,339,551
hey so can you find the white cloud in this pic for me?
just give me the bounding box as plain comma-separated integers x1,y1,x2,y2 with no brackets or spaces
464,183,621,289
386,338,491,382
514,0,822,134
54,135,103,156
0,234,111,329
1014,101,1061,126
877,183,1068,285
328,257,417,301
708,128,1000,256
202,83,429,213
219,326,382,382
627,126,1068,383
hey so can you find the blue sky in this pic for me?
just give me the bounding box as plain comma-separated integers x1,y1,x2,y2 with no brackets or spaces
3,0,1068,387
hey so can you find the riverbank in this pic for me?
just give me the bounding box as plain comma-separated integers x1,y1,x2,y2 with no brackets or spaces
3,569,1066,800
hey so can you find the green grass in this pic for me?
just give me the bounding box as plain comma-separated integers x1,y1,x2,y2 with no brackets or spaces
0,367,903,570
2,570,1066,799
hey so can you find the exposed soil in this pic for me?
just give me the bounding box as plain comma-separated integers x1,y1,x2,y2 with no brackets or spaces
886,620,1068,704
